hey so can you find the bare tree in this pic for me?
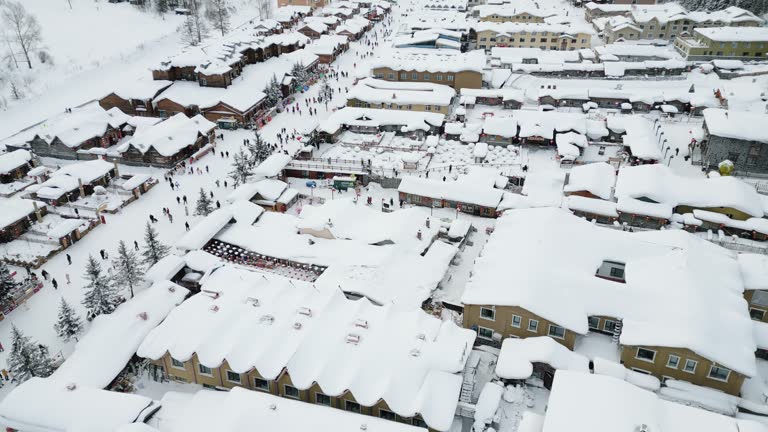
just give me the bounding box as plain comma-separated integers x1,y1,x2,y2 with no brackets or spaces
1,1,42,69
206,0,231,36
256,0,273,20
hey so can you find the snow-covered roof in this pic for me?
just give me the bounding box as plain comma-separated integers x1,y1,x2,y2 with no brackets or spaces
369,48,486,74
348,78,456,107
614,164,765,219
460,87,524,103
19,104,128,148
564,162,615,200
689,6,763,25
118,113,214,157
543,371,768,432
595,43,681,60
704,108,768,144
0,198,40,230
474,4,557,19
153,80,266,114
696,26,768,42
254,154,292,178
610,116,660,161
0,149,31,174
473,21,594,36
29,159,115,200
399,176,504,208
739,254,768,291
106,79,173,101
0,377,157,432
565,195,618,218
496,337,589,380
491,47,582,65
177,200,264,251
319,108,445,134
158,387,425,432
309,34,349,55
628,3,687,24
51,280,189,388
462,208,757,376
138,266,475,431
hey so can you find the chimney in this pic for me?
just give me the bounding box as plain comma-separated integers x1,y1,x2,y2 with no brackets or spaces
78,178,85,197
32,202,43,223
113,160,120,178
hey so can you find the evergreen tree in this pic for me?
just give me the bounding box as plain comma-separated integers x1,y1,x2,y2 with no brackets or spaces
53,297,83,343
82,255,120,317
180,0,207,46
155,0,169,14
247,131,272,167
229,148,253,187
205,0,231,36
141,222,171,267
291,62,308,88
195,187,213,216
8,325,55,383
0,261,18,311
265,74,283,107
112,240,144,299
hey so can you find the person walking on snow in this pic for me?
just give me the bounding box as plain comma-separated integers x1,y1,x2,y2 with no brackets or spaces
185,222,190,231
52,279,58,290
41,270,49,280
66,254,72,265
66,274,71,285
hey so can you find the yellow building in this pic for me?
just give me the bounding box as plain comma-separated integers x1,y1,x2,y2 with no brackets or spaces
675,26,768,60
474,22,593,51
474,5,557,23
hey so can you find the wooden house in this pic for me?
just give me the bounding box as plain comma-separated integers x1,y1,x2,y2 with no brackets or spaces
99,80,173,117
0,150,34,184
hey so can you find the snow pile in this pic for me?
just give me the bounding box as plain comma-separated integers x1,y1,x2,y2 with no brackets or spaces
495,337,589,380
0,377,156,432
138,265,476,431
564,162,615,200
739,254,768,291
615,164,765,219
544,371,765,432
462,208,757,378
473,382,504,430
51,280,189,388
158,387,424,432
660,379,740,416
592,357,660,391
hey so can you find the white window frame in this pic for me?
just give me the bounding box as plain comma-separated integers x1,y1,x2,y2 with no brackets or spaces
683,359,698,374
528,319,539,332
479,307,495,321
548,324,565,340
635,347,656,363
170,358,185,370
511,315,522,328
226,370,241,384
666,355,680,369
284,384,300,399
478,326,494,340
198,363,213,376
707,365,731,382
253,377,270,391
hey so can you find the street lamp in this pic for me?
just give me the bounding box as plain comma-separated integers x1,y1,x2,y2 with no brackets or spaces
667,155,675,166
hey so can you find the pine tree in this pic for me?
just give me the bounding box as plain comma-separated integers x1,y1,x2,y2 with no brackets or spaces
291,62,308,88
229,148,253,187
82,255,120,317
206,0,231,36
265,74,283,107
195,187,213,216
8,325,55,383
112,240,144,299
141,222,171,267
180,0,208,46
247,131,272,167
155,0,169,14
53,297,83,343
0,261,18,311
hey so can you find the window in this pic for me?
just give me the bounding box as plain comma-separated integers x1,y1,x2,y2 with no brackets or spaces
411,73,418,80
158,110,168,119
511,315,522,328
528,319,539,332
480,307,495,320
284,384,300,399
751,308,765,321
380,409,396,420
412,418,428,428
436,74,443,81
425,105,432,111
400,73,407,80
226,371,241,383
708,365,731,382
198,364,213,376
316,393,332,406
635,348,656,362
387,73,394,80
254,377,270,391
447,75,454,82
345,400,361,413
171,358,185,369
588,316,600,330
667,355,680,369
423,73,430,80
683,359,698,373
478,326,494,340
548,324,565,339
610,267,625,279
727,152,740,163
376,73,383,79
200,78,207,86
